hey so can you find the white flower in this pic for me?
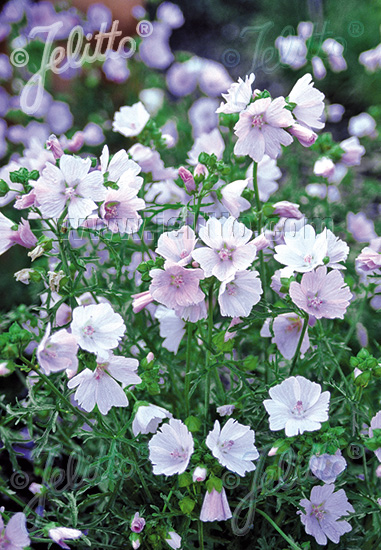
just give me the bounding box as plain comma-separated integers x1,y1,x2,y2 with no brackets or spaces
274,224,328,272
132,404,173,436
100,144,142,184
70,303,126,359
218,270,262,317
325,229,349,269
288,73,325,130
187,128,225,166
112,101,150,137
48,527,83,548
220,179,250,218
216,73,255,114
148,418,194,475
154,306,186,355
206,418,259,476
263,376,330,437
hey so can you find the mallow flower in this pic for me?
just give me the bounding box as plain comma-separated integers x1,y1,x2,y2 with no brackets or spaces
200,487,232,522
112,101,150,137
206,418,259,476
0,512,30,549
148,418,194,475
37,323,78,375
132,403,173,436
274,224,328,273
218,270,262,317
263,376,330,437
48,527,83,549
309,450,347,484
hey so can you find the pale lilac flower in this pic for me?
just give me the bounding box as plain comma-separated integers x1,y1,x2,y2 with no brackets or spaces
376,465,381,478
309,450,347,484
356,246,381,273
132,537,141,550
149,264,204,309
322,39,347,72
313,157,335,178
272,201,303,219
46,133,64,159
340,136,365,166
37,323,78,375
200,487,232,522
0,512,30,549
139,88,165,116
33,155,106,229
187,128,225,166
263,376,330,437
148,418,194,475
68,354,141,415
245,155,282,201
175,299,207,323
220,179,250,218
217,404,236,417
112,102,150,137
48,527,83,549
274,224,327,273
298,484,354,546
234,97,294,162
154,306,186,354
156,226,197,266
348,113,377,138
289,266,352,319
218,270,262,317
192,217,257,281
312,56,327,79
325,229,349,269
132,291,155,314
288,73,325,130
288,123,317,147
275,35,307,69
29,482,43,495
178,166,196,193
327,103,345,123
130,512,145,533
100,145,142,184
216,73,255,114
347,212,377,243
206,418,259,476
0,214,37,256
359,44,381,72
132,404,173,436
165,531,182,549
70,303,126,359
100,183,145,234
271,313,310,360
369,411,381,461
193,466,207,482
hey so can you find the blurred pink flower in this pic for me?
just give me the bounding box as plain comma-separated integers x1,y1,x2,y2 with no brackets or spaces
0,213,37,256
347,212,377,243
0,512,30,550
112,101,150,137
216,73,255,114
37,323,78,375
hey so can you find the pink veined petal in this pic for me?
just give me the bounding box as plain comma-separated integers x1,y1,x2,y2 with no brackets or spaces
67,197,98,228
59,154,92,185
77,171,106,201
192,247,219,277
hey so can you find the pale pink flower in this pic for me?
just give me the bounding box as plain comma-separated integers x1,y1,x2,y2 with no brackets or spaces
288,73,325,130
154,306,186,354
340,136,365,166
217,404,235,416
48,527,83,549
313,157,335,178
165,531,182,549
288,123,317,147
252,233,270,251
298,485,354,546
193,466,207,482
149,264,205,309
0,214,37,256
200,487,232,522
100,144,142,184
130,512,145,534
270,313,310,360
100,183,145,234
356,247,381,273
369,411,381,461
187,128,225,166
272,201,303,219
46,134,64,159
29,482,43,495
37,323,78,375
68,354,141,415
112,101,150,137
33,155,106,229
289,266,352,319
216,73,255,114
263,376,330,437
220,179,250,218
132,403,173,436
132,290,155,313
206,418,259,476
156,226,197,266
175,299,207,322
192,217,257,281
274,224,327,273
148,418,194,475
347,212,376,243
70,303,126,359
275,35,307,69
234,97,294,162
0,512,30,550
348,113,377,138
325,229,349,269
178,166,196,193
309,450,347,484
218,270,262,317
322,39,347,72
245,155,282,201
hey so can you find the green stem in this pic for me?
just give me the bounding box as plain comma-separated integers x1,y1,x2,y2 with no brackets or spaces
289,316,308,375
198,520,204,550
252,161,266,299
255,509,302,550
204,282,214,431
185,323,193,417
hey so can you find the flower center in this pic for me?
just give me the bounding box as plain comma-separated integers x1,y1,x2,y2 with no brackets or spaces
180,249,189,259
171,448,188,460
307,294,323,309
293,400,304,416
84,325,95,335
170,274,184,287
286,317,302,332
104,201,119,220
221,439,235,452
304,254,313,264
226,283,236,296
251,114,264,128
65,186,77,198
218,245,234,261
311,504,325,521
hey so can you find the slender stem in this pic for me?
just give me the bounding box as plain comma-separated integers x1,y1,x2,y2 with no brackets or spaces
185,323,193,417
198,520,204,550
289,316,308,375
252,161,266,299
255,509,302,550
204,283,214,431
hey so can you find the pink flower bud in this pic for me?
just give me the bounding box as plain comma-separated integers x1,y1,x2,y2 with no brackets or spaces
311,56,327,79
131,291,154,313
272,201,303,219
288,124,317,147
178,166,196,193
268,446,279,456
252,233,269,251
146,352,154,363
192,260,200,268
193,466,207,482
66,131,85,153
194,163,208,177
313,156,335,177
29,482,43,495
376,465,381,478
46,134,64,159
130,512,145,534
